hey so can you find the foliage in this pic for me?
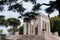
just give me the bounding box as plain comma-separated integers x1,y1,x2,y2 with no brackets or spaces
8,3,25,15
24,0,36,4
7,18,20,34
7,26,18,34
32,3,41,12
0,15,8,27
0,0,60,17
43,0,60,17
45,7,54,17
0,0,18,5
23,12,39,22
7,18,20,26
0,17,21,34
19,26,23,34
50,16,60,36
0,30,3,34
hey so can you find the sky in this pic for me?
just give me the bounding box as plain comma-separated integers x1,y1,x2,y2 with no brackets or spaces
0,0,58,34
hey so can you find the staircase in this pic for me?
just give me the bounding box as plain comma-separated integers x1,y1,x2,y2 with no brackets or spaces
16,35,45,40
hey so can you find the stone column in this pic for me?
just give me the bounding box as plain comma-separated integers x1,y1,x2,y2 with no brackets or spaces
32,25,34,35
30,24,33,35
46,23,49,35
31,20,33,35
38,17,42,35
23,22,27,35
33,26,35,35
48,22,51,35
31,25,33,35
33,21,35,35
46,21,51,35
28,23,30,35
30,24,32,35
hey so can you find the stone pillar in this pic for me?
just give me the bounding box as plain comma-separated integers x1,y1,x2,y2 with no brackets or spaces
38,17,42,35
33,25,35,35
48,22,51,35
23,22,27,35
47,23,49,35
28,23,30,35
31,20,35,35
32,25,35,35
31,25,32,35
33,20,35,35
31,20,34,35
30,25,32,35
46,21,51,35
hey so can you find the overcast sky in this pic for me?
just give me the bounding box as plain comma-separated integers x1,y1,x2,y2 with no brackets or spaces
0,0,58,34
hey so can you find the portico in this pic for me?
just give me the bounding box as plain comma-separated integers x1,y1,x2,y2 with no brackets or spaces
23,13,50,35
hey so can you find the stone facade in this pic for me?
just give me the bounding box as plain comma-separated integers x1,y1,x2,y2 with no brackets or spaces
6,13,60,40
23,13,50,36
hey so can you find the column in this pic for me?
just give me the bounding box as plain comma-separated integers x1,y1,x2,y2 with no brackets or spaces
38,17,42,35
48,22,51,35
31,24,34,35
33,20,35,35
31,20,33,35
46,23,48,35
30,25,31,35
31,25,34,35
31,25,33,35
33,26,35,35
28,23,30,35
23,22,27,35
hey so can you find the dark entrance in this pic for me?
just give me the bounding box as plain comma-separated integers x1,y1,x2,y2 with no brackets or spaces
35,26,38,35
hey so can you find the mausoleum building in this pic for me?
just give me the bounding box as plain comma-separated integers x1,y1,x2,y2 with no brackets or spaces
23,13,50,35
6,13,60,40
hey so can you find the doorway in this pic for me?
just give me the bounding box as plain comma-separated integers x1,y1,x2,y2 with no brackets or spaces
35,25,38,35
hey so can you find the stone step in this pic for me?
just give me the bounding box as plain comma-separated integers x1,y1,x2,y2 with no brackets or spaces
18,35,45,40
6,35,45,40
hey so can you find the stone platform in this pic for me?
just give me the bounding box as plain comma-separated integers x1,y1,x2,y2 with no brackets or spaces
6,34,60,40
6,35,45,40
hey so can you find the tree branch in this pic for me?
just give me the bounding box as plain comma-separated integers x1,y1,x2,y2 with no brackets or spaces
41,3,50,6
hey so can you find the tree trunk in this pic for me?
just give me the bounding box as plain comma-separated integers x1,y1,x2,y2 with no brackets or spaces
13,26,15,35
48,13,50,19
13,26,17,35
58,10,60,17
